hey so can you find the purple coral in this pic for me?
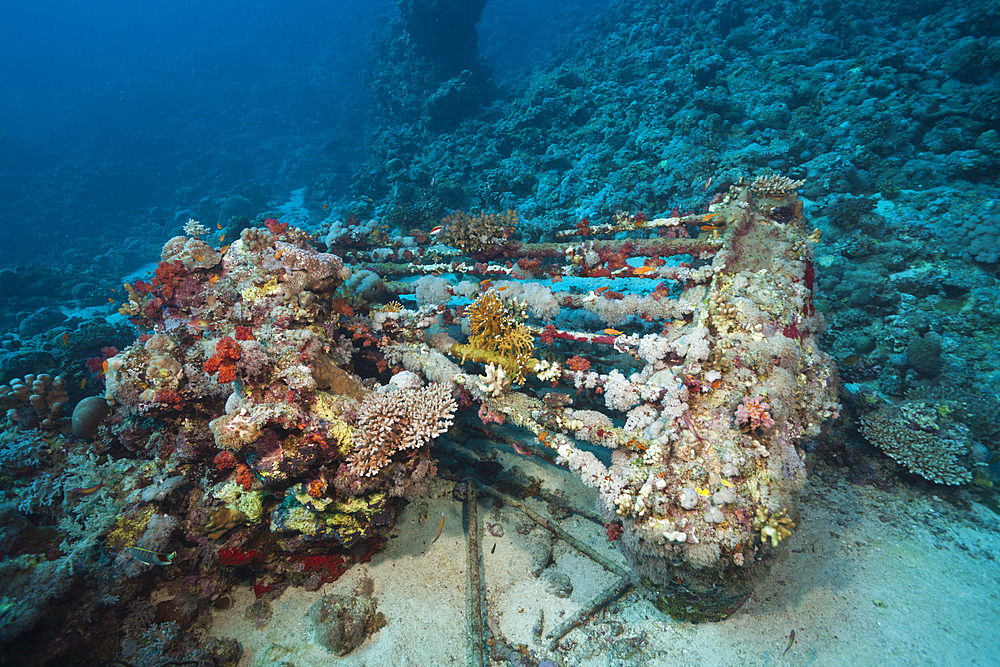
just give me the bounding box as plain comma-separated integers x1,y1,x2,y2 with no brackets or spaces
236,340,270,377
735,396,775,431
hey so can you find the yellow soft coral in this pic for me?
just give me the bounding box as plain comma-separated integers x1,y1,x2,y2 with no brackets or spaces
105,506,154,551
498,323,534,357
376,301,404,313
327,419,356,456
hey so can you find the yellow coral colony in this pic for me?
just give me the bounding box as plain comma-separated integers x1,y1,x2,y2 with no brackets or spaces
458,289,536,384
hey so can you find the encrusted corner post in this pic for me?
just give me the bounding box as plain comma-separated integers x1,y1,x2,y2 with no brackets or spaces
557,180,840,621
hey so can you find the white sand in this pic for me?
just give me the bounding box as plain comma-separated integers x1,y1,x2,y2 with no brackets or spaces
208,452,1000,667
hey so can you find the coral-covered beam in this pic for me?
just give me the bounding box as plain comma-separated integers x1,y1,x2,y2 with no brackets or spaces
362,237,720,278
529,326,618,346
506,237,720,260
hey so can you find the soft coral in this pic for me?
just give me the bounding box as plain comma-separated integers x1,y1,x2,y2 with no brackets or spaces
151,260,187,300
204,336,241,383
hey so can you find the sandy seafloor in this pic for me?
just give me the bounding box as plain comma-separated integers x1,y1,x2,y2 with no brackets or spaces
207,441,1000,667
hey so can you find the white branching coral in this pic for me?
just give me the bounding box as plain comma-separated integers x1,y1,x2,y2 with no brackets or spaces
624,404,659,433
477,363,508,398
347,383,457,476
534,360,561,382
750,174,806,198
637,334,673,365
555,440,608,487
183,218,209,239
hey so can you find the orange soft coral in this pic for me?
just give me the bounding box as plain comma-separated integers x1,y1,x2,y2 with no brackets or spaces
151,260,187,300
204,335,241,381
234,463,256,490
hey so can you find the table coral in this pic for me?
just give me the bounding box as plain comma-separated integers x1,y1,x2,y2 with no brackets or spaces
859,400,973,485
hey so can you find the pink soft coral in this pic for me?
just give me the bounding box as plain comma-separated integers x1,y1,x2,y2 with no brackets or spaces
735,396,775,431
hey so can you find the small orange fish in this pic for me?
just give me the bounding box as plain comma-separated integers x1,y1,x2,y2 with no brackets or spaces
218,233,225,242
107,297,115,304
551,275,562,283
432,514,445,543
208,275,219,283
220,244,230,254
188,318,211,332
61,332,69,346
102,360,109,373
194,253,202,261
701,225,724,232
111,287,117,292
70,480,104,495
275,249,285,260
216,222,223,230
80,378,87,389
322,202,328,210
633,266,655,275
497,285,508,291
702,213,718,222
595,286,610,296
603,328,623,336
